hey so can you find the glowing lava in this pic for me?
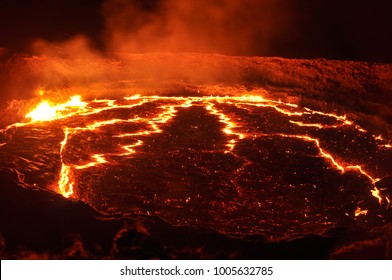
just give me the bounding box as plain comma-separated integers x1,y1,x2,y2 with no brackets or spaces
58,128,73,198
205,102,245,152
2,92,391,220
354,207,368,217
25,95,86,122
25,101,57,122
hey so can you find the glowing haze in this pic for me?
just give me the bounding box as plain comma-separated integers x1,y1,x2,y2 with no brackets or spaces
26,0,292,58
22,0,294,95
101,0,292,55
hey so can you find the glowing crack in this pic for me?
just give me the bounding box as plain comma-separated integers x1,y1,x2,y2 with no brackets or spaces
1,93,390,216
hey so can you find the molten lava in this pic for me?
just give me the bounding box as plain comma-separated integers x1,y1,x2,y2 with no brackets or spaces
1,90,391,237
25,95,86,122
25,101,57,122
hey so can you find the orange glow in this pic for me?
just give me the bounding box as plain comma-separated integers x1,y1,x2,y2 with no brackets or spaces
371,187,383,205
270,133,346,173
354,207,368,217
121,140,144,156
47,96,389,203
316,139,345,173
58,165,73,198
3,94,389,206
289,120,325,129
75,154,108,170
25,95,86,122
205,102,245,152
346,165,380,185
25,101,57,122
374,134,392,149
66,95,85,107
58,128,73,197
50,98,180,198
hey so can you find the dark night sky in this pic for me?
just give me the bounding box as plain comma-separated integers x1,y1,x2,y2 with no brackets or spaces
0,0,391,62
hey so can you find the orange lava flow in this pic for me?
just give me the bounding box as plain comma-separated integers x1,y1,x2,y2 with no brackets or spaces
54,97,180,197
3,93,390,213
26,95,86,122
371,188,383,205
354,207,368,217
205,102,245,152
58,128,73,198
375,135,392,149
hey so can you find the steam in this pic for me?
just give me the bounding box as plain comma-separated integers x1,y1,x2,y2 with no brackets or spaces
31,35,102,60
0,0,390,154
101,0,292,55
26,0,293,57
3,0,387,128
0,0,292,105
0,0,294,104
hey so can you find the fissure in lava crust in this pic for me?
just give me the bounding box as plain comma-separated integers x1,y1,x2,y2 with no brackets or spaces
1,93,391,238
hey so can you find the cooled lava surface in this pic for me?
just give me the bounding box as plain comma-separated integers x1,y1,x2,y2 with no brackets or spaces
0,54,391,259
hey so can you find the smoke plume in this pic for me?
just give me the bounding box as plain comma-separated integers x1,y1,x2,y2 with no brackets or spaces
101,0,292,55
